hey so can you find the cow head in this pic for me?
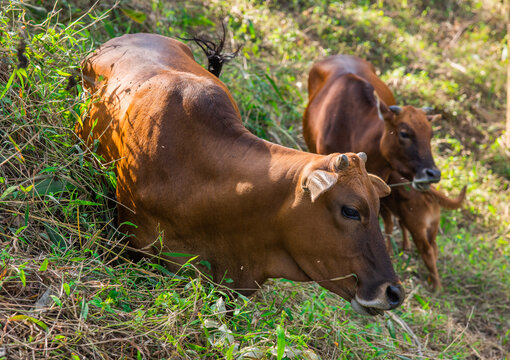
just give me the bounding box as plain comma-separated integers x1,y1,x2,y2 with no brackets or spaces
380,105,441,190
285,152,404,315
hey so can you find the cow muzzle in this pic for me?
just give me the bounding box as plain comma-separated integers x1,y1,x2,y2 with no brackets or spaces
412,167,441,191
350,283,405,316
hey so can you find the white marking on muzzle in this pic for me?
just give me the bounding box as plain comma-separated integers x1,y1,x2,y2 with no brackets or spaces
354,293,389,310
350,298,384,316
350,299,371,315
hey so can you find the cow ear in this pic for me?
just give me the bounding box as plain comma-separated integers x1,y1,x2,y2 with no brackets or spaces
369,174,391,198
427,114,441,122
302,170,339,202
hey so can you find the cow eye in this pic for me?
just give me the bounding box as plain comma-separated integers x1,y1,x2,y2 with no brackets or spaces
399,130,410,139
341,206,361,221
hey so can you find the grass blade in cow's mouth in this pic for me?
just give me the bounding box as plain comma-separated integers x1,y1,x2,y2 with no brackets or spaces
412,179,432,191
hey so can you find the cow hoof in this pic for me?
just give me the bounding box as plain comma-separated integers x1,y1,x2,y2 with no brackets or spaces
427,275,442,291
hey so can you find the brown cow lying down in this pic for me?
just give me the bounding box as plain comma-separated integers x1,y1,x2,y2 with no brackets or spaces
303,55,441,189
381,172,467,289
77,34,404,315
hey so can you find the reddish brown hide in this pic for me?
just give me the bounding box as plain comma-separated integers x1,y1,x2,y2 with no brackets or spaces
303,55,441,187
77,34,404,315
381,172,466,289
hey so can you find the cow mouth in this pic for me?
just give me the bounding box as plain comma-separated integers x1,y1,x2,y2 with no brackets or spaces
412,180,431,191
350,286,404,316
412,167,441,190
350,298,385,316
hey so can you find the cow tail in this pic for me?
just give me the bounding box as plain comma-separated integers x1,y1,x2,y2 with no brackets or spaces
433,185,467,209
180,23,241,78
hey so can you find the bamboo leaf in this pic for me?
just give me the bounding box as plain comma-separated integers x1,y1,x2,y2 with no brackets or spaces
63,282,70,296
9,315,48,331
0,70,16,100
19,269,26,287
81,300,89,320
120,8,146,24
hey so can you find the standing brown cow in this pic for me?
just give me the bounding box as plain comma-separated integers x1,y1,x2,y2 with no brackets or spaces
303,54,463,289
77,34,404,315
303,55,441,188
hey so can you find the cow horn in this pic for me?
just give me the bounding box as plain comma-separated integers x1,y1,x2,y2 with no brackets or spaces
357,152,367,163
389,105,402,115
421,106,434,114
335,154,349,171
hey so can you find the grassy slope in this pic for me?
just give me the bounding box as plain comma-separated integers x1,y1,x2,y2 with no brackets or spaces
1,0,509,359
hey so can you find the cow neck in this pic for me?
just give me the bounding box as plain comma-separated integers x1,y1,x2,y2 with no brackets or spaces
225,127,314,197
361,120,391,182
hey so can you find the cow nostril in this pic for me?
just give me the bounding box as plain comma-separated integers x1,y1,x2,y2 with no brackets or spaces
386,285,403,308
425,168,441,182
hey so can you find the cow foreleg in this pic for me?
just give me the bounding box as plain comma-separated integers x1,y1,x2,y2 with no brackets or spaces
399,219,411,251
413,230,441,290
380,206,394,253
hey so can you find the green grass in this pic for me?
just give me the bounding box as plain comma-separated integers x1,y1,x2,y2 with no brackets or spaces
1,0,509,359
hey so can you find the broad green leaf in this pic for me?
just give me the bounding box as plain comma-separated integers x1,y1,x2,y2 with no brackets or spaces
50,295,62,307
1,185,18,200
